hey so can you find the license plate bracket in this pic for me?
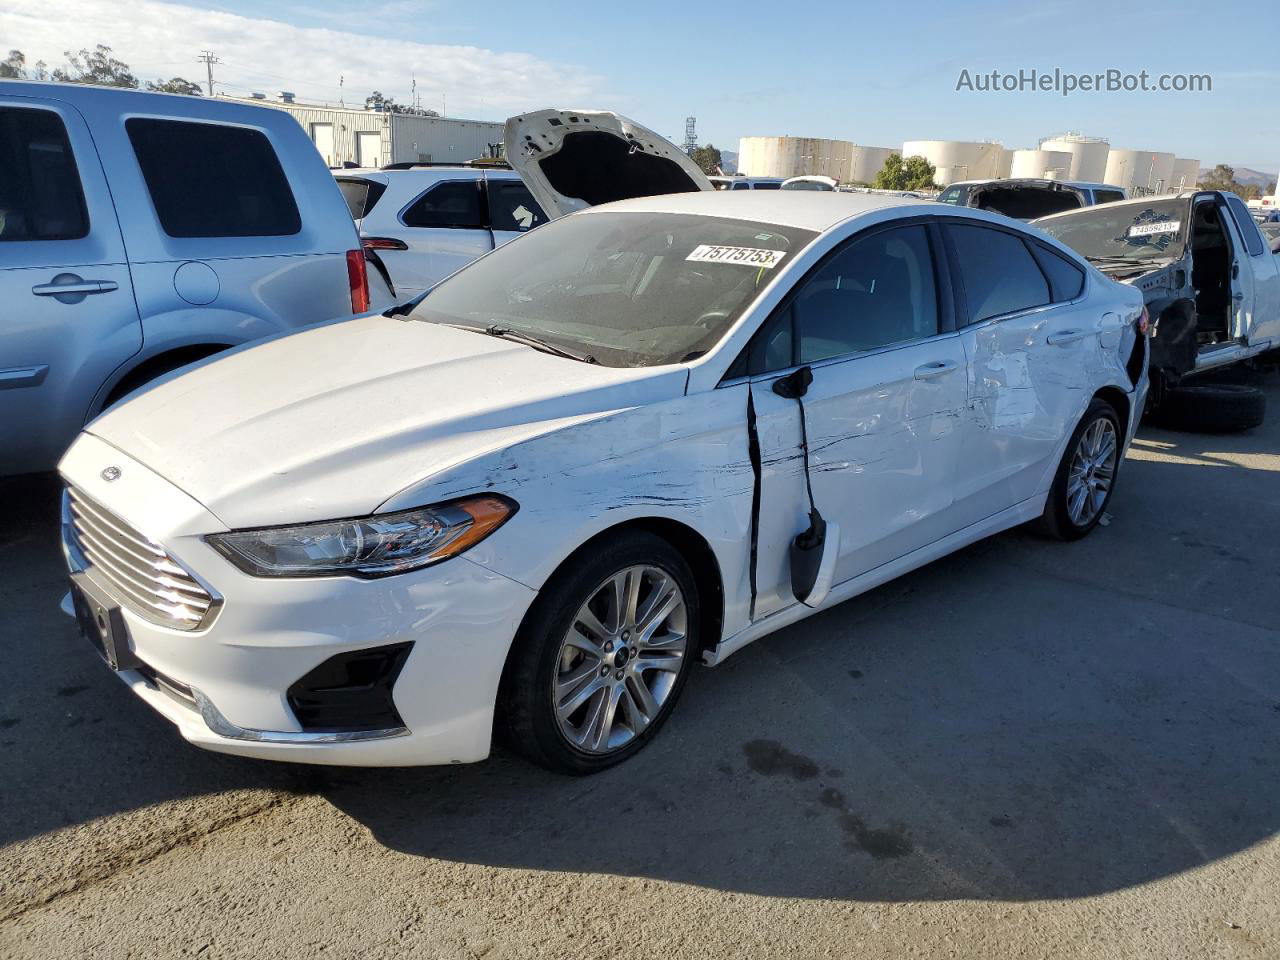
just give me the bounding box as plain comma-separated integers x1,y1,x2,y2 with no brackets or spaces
70,572,142,672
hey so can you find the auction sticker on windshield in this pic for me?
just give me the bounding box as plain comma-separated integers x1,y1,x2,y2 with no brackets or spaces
1128,220,1181,238
686,245,786,268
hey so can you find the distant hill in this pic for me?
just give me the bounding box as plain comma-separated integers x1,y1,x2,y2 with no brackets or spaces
1202,166,1276,188
719,150,738,174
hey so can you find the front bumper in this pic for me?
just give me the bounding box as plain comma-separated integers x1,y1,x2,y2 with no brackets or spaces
59,433,538,767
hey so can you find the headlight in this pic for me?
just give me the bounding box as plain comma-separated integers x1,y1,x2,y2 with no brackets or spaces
207,495,516,578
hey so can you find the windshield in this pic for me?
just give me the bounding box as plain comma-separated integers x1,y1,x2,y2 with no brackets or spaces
409,211,817,367
937,186,964,205
1037,198,1189,263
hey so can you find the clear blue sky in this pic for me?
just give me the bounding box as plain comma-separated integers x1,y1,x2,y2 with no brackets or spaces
179,0,1280,172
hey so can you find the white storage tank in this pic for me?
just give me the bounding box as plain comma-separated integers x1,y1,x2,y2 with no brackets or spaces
902,140,1003,187
1105,149,1177,195
1171,158,1200,192
998,149,1015,179
737,136,856,181
1038,134,1110,183
1010,149,1072,180
848,145,900,184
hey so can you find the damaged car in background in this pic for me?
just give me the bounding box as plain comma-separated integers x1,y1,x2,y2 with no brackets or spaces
1037,190,1279,430
938,178,1127,220
57,114,1148,776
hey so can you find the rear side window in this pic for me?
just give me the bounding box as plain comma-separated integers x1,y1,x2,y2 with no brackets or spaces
1030,243,1086,301
752,181,781,190
1225,195,1266,257
947,223,1050,323
731,181,751,190
486,179,547,232
1093,189,1125,205
337,178,387,220
0,107,88,241
127,118,300,238
401,180,483,229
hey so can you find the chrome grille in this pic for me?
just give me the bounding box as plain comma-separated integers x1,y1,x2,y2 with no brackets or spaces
66,488,216,631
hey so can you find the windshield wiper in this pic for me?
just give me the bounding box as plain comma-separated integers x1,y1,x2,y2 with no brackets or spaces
481,325,598,364
1087,255,1159,266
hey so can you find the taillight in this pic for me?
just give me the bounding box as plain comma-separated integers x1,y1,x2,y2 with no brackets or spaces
346,249,369,314
362,236,408,251
1136,305,1151,336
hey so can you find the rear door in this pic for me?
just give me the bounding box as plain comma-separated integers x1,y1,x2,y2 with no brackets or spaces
945,220,1099,526
0,97,140,475
484,174,548,248
394,178,492,295
1223,193,1280,344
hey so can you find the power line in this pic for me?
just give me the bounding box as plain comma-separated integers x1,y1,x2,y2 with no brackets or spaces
196,50,220,96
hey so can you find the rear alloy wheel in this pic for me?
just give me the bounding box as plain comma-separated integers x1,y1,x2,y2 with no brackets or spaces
1033,399,1122,541
499,531,699,774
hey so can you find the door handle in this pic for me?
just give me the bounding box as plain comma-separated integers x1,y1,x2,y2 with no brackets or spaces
913,360,958,380
1046,329,1088,345
32,280,119,296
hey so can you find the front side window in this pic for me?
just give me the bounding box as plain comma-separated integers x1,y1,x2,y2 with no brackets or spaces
1225,195,1266,257
936,186,965,205
947,224,1050,323
410,211,816,367
401,180,484,229
791,225,939,363
486,179,547,233
127,118,300,238
752,181,781,190
0,107,88,241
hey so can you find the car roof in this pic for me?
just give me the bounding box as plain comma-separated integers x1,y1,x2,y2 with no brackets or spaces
947,178,1125,191
580,190,933,232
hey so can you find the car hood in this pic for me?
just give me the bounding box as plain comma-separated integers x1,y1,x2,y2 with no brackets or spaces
504,108,712,219
85,316,686,528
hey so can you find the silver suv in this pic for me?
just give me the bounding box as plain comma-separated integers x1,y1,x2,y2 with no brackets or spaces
1,81,378,477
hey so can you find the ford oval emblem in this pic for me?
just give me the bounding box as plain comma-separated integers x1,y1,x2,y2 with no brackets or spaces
101,466,122,482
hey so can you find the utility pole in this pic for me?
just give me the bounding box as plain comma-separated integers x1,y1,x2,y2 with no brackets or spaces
197,50,220,96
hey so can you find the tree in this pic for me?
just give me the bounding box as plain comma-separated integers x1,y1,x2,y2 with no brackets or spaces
1198,163,1235,192
365,91,438,116
51,45,138,88
690,144,723,175
1,49,25,78
872,154,937,192
146,77,202,96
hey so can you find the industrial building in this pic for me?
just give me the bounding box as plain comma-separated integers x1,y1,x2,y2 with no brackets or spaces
223,93,504,168
1104,149,1177,195
737,137,900,183
1039,135,1111,183
901,140,1004,187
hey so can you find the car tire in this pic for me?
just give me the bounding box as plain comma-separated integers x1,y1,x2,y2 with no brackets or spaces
498,530,699,775
1157,382,1265,433
1032,398,1123,542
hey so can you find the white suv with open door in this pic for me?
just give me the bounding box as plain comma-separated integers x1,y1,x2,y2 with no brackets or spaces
0,81,380,478
338,109,713,299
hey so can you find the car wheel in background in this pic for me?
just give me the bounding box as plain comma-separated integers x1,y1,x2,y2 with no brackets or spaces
499,530,699,775
1033,398,1122,542
1156,382,1266,433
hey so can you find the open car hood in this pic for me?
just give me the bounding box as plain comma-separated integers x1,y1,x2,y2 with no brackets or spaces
504,108,712,218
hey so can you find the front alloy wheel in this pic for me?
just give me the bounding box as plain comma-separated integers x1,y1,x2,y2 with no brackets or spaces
499,531,699,774
554,565,688,754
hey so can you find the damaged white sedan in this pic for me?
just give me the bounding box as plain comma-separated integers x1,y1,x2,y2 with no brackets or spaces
59,189,1148,774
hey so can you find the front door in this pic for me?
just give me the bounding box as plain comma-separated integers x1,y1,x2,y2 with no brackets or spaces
0,97,140,475
745,222,967,617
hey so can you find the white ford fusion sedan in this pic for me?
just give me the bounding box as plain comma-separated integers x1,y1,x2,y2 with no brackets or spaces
59,190,1148,774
